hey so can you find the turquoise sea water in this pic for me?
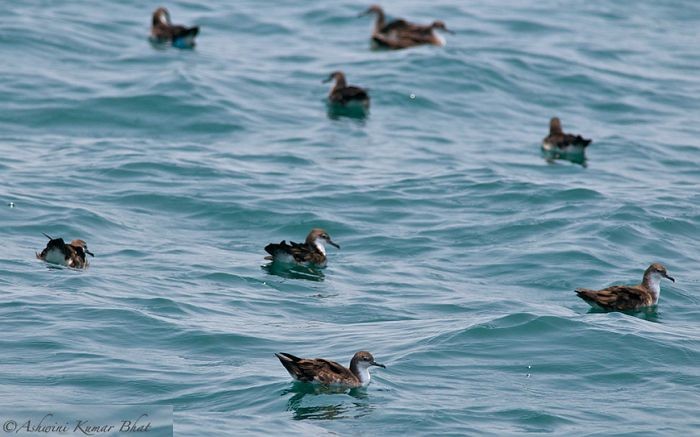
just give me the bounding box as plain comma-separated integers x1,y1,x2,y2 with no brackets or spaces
2,0,700,435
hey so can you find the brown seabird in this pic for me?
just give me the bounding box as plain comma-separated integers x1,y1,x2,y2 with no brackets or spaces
575,263,675,311
359,5,453,49
264,228,340,268
543,117,592,152
275,351,385,387
150,7,199,48
323,71,370,108
36,233,94,269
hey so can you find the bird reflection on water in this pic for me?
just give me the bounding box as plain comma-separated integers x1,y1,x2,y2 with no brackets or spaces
542,148,587,167
585,305,661,323
281,383,373,421
262,263,325,282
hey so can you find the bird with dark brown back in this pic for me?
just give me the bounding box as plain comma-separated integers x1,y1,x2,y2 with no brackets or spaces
575,263,675,311
275,351,385,388
264,228,339,268
359,5,453,49
542,117,592,152
150,7,199,48
36,233,94,269
323,71,370,108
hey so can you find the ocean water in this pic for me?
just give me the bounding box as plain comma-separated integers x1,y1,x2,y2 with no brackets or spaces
1,0,700,435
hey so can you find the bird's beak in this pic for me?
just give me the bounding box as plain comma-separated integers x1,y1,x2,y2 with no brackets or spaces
42,232,53,240
443,27,455,35
322,76,333,83
85,249,95,257
357,9,370,17
328,240,340,249
370,361,385,368
665,274,675,282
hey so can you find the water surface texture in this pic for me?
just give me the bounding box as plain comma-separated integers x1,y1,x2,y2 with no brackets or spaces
2,0,700,435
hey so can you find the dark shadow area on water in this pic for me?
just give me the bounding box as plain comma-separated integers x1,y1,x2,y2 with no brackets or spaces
148,38,196,51
586,306,661,323
280,382,372,420
542,148,587,167
326,103,369,122
262,262,325,282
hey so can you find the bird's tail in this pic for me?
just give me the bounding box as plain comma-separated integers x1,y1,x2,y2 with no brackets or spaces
173,27,199,48
574,288,597,303
264,241,290,257
275,352,303,379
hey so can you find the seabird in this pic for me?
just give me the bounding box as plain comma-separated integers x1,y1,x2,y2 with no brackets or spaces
150,7,199,48
264,228,339,268
359,5,453,49
36,233,94,269
275,351,385,388
575,263,675,311
542,117,592,152
323,71,370,108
